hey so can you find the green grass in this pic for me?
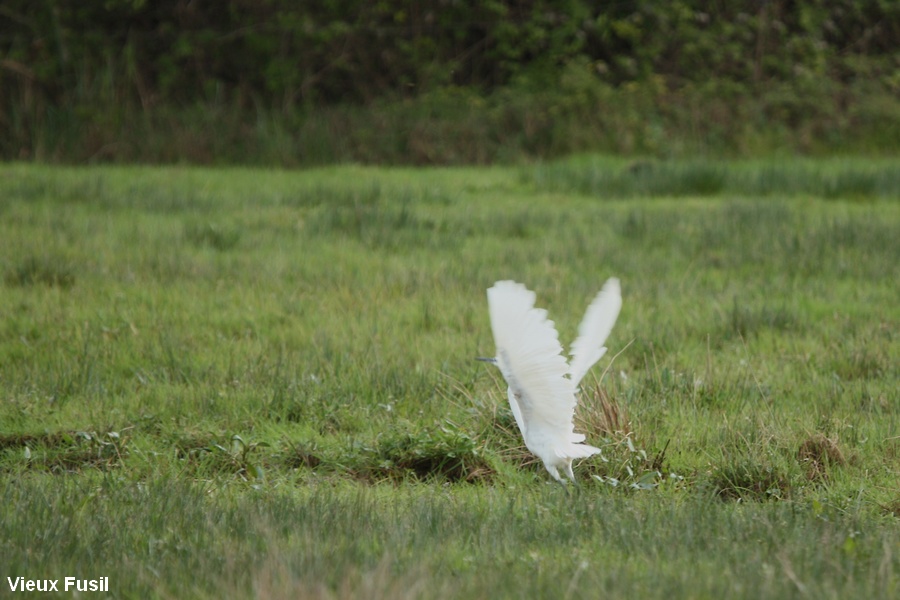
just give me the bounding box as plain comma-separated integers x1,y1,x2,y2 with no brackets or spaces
527,156,900,199
0,159,898,598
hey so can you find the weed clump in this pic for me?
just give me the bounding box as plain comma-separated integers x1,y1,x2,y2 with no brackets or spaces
829,347,886,381
708,460,792,502
173,434,268,482
574,386,675,489
797,434,846,482
0,430,127,472
184,222,241,251
278,427,494,484
5,256,75,288
577,383,632,438
352,428,494,484
283,440,322,469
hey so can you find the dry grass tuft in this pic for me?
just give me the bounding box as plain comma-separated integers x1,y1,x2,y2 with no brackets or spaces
576,383,631,440
797,434,846,481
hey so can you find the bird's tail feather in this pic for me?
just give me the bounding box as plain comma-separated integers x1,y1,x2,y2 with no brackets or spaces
560,444,601,459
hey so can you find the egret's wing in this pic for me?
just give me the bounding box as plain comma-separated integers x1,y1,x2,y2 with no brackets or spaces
487,281,536,360
498,346,580,448
487,281,578,445
507,386,526,437
568,277,622,386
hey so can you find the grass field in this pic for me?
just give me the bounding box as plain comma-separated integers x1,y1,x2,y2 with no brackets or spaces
0,158,898,598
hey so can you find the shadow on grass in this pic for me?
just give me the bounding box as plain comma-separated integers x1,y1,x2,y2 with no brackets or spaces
5,256,76,288
284,428,495,484
0,430,127,472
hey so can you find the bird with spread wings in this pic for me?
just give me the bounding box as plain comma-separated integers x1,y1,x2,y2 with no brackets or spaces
480,279,622,484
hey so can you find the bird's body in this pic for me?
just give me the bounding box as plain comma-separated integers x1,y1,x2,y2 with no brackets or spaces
482,279,622,484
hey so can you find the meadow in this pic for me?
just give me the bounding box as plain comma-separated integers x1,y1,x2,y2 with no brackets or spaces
0,158,898,598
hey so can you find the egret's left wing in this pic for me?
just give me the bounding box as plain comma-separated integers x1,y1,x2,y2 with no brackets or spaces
507,386,527,437
568,277,622,386
488,281,578,444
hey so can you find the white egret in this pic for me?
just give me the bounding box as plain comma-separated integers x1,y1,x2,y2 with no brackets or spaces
479,278,622,484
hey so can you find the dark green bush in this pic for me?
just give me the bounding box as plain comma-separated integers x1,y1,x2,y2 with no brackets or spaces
1,1,897,163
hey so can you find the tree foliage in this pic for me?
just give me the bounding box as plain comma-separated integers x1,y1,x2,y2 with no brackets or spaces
0,0,897,162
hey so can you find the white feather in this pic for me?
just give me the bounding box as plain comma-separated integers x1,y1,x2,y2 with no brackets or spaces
485,279,621,483
569,277,622,386
507,386,526,437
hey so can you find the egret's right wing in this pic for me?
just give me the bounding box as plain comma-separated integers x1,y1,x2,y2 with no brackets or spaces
487,281,578,442
568,277,622,386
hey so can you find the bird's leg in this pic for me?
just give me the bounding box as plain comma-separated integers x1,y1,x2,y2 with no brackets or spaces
564,460,583,493
544,465,574,495
545,464,565,484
